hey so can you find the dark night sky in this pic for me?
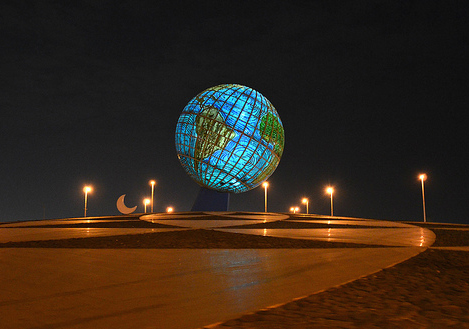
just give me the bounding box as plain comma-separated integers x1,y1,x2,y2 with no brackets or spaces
1,0,468,223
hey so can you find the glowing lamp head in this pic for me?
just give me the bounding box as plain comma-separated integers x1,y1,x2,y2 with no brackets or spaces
149,180,156,186
302,198,308,204
166,206,174,213
419,174,427,181
143,198,151,205
326,187,334,195
83,186,92,194
262,182,269,188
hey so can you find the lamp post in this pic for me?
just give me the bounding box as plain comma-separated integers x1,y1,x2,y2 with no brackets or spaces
143,198,150,213
326,187,334,216
302,198,309,214
262,181,269,212
419,174,427,222
83,186,92,217
149,180,156,213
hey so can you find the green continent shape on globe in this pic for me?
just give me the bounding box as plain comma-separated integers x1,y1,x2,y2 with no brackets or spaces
259,112,284,157
194,105,235,173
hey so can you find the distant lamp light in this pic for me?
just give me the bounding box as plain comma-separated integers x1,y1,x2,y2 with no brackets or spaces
419,173,427,222
302,198,309,214
149,180,156,213
262,181,269,212
83,186,93,217
143,198,151,213
326,186,334,216
166,206,174,213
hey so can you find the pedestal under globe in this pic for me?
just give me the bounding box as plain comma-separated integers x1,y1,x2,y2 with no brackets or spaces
175,84,284,194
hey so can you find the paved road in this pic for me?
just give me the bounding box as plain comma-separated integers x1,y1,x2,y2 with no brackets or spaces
0,214,435,329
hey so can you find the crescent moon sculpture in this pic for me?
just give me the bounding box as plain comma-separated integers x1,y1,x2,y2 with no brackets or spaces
116,194,137,214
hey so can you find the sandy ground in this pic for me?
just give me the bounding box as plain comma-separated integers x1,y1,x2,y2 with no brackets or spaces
211,248,469,328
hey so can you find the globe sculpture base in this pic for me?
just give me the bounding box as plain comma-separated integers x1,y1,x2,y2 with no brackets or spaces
191,187,230,211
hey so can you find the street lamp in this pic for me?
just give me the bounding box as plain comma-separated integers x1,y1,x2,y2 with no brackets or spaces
290,206,299,214
302,198,309,214
166,206,174,213
143,198,151,213
83,186,92,217
326,186,334,216
149,180,156,213
419,174,427,222
262,181,269,212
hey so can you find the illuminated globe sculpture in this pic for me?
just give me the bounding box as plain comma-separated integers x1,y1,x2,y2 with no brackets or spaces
175,84,284,201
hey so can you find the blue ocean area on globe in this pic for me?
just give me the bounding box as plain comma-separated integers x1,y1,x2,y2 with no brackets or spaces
175,84,284,193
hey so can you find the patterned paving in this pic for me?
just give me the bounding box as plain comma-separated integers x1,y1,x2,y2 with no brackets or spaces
0,213,436,329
